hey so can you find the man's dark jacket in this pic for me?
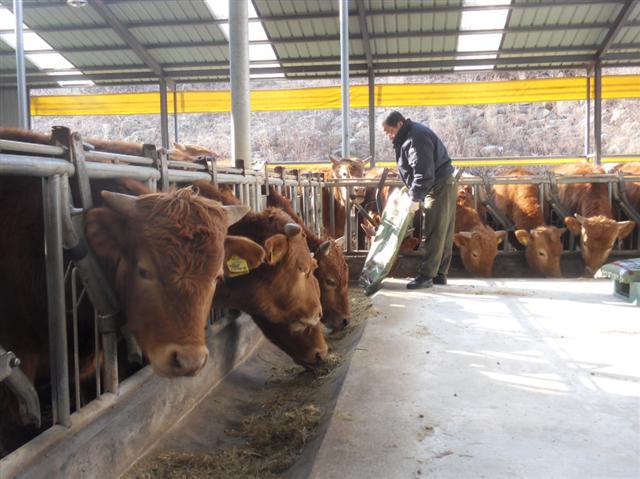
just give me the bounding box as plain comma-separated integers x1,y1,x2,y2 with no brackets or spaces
393,119,453,202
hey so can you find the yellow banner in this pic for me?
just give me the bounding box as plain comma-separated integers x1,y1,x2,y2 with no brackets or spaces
30,75,640,116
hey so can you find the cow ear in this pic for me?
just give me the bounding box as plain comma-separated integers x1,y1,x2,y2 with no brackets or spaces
334,236,345,248
453,232,470,248
564,216,582,235
116,178,150,196
223,205,251,227
330,157,340,167
617,221,636,240
495,230,507,245
223,235,265,276
101,191,138,218
85,208,125,265
264,234,289,265
173,142,186,151
515,229,531,246
316,240,332,258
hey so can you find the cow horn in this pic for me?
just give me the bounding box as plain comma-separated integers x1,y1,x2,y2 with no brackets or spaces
101,191,137,217
284,223,302,237
574,213,587,224
223,205,250,226
316,240,331,258
334,236,345,248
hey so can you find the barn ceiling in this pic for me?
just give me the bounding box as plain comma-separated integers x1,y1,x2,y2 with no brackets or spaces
0,0,638,88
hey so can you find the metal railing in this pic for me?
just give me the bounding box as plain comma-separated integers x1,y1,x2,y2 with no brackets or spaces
322,171,640,254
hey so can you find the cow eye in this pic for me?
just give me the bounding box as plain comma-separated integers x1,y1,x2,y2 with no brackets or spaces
138,266,153,280
325,278,337,288
538,250,546,257
471,252,479,259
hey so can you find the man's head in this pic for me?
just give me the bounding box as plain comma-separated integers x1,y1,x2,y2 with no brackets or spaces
382,111,405,141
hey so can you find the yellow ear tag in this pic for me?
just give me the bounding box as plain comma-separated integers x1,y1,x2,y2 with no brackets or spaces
226,255,250,277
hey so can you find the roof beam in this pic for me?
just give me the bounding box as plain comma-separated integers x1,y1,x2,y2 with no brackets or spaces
88,0,165,79
595,0,640,58
3,36,640,59
2,53,600,83
5,43,640,64
355,0,373,71
2,19,624,36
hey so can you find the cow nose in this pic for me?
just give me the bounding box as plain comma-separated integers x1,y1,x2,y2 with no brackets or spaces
342,318,350,328
172,345,208,376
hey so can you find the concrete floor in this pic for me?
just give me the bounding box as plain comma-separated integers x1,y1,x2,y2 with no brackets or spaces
310,278,640,479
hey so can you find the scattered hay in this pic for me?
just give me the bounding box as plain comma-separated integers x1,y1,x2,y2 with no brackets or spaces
126,401,323,479
125,287,374,479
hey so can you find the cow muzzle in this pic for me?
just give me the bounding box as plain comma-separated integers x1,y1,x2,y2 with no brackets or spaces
151,344,209,377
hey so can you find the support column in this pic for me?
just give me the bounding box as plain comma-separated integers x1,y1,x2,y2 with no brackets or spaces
159,78,169,149
13,0,28,128
340,0,350,158
368,70,375,166
173,83,179,144
584,70,591,159
594,60,602,165
229,0,251,169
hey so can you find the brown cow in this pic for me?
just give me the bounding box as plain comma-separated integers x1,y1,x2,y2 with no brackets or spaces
492,167,565,277
193,182,327,368
267,186,351,331
321,157,366,238
556,163,636,275
0,128,253,379
454,186,506,277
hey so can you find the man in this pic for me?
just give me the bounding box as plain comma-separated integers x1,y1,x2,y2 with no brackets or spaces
382,111,457,289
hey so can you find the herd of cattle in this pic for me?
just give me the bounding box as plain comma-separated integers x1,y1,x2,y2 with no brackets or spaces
0,127,350,454
0,126,638,455
321,157,638,279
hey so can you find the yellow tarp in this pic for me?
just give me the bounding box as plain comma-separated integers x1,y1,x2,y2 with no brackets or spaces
30,75,640,116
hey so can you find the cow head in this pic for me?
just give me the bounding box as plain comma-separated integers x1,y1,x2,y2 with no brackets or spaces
253,317,328,369
330,157,366,205
314,240,351,331
261,223,323,332
454,226,506,277
564,214,635,276
85,188,250,377
515,226,565,278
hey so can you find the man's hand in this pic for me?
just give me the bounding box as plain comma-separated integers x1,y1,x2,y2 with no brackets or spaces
409,201,421,213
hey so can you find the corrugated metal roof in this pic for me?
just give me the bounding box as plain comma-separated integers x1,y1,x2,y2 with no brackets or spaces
0,0,638,88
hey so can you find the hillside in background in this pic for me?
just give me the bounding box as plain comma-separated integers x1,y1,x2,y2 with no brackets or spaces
31,71,640,164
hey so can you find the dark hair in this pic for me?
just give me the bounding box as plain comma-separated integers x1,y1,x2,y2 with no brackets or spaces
383,111,405,127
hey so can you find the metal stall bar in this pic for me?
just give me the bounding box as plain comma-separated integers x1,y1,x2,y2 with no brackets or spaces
0,345,40,428
42,174,71,427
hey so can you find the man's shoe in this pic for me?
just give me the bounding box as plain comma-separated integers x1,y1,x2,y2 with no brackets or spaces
433,274,447,285
406,275,433,290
